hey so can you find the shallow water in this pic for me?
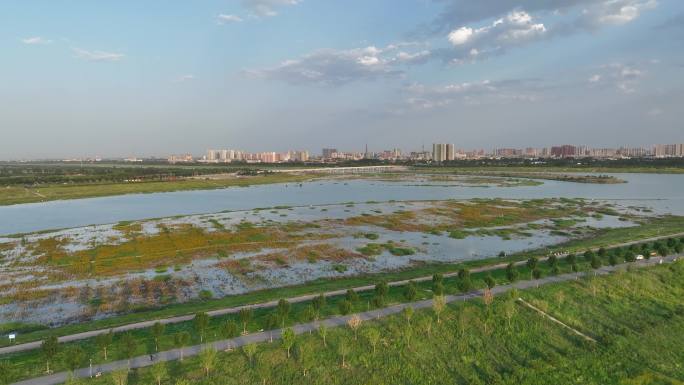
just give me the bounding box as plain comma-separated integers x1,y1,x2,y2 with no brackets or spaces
0,173,683,235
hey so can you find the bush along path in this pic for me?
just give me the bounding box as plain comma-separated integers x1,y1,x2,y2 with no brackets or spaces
11,254,680,385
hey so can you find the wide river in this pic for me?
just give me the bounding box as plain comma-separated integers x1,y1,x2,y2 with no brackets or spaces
1,173,683,235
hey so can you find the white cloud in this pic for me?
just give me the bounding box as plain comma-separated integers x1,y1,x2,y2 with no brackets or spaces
448,27,474,45
72,48,125,62
217,14,243,24
581,0,657,27
443,10,547,62
21,37,52,45
402,78,544,110
242,0,301,17
248,44,430,86
588,63,646,93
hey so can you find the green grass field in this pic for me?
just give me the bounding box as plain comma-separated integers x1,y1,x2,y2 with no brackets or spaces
5,255,683,385
1,234,682,384
0,173,313,206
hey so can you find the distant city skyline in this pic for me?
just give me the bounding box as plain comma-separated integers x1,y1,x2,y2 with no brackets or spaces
1,1,683,159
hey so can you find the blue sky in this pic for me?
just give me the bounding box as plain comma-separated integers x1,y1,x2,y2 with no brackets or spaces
1,0,683,159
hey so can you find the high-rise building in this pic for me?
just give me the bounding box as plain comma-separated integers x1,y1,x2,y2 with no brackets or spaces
432,143,455,162
446,144,455,161
655,143,684,157
322,148,338,159
550,145,577,158
432,143,446,162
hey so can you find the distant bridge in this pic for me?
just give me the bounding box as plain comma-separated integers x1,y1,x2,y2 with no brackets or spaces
272,165,408,174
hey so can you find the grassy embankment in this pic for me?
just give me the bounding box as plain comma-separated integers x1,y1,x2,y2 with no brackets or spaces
3,253,684,384
0,173,314,206
1,231,683,383
413,168,628,184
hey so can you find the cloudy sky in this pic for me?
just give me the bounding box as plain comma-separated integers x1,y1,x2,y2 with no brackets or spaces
1,0,683,159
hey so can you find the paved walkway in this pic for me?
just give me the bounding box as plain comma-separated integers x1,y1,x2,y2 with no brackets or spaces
11,255,679,385
2,232,682,356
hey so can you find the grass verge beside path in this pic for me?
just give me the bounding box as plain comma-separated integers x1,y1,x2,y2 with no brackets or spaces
1,234,682,382
8,256,684,385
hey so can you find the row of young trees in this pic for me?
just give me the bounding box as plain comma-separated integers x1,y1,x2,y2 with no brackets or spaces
23,236,682,383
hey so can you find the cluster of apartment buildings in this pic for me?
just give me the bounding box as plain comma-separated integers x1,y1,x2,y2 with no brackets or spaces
193,149,310,164
490,144,683,159
165,142,683,164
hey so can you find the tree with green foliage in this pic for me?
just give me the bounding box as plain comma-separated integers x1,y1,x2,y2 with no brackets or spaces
657,245,669,257
625,251,637,262
151,322,165,352
432,273,443,285
503,299,517,329
433,295,446,323
337,339,351,368
41,335,59,374
120,333,137,367
404,280,417,301
591,255,602,269
194,312,210,342
346,289,359,302
242,343,257,367
263,312,279,343
362,327,381,354
432,281,445,295
301,305,316,325
239,308,253,334
609,253,619,266
506,263,519,282
295,340,314,377
63,346,85,372
584,250,596,261
338,300,352,315
150,362,168,385
457,268,472,293
418,315,433,337
598,247,607,257
312,294,326,319
111,368,128,385
96,330,114,360
431,273,443,294
372,294,386,308
548,255,558,268
281,328,296,358
277,299,291,327
174,332,191,361
526,257,538,273
317,323,328,347
199,347,217,377
403,306,414,325
484,274,496,289
566,253,577,266
532,268,542,280
375,281,389,297
220,320,239,341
